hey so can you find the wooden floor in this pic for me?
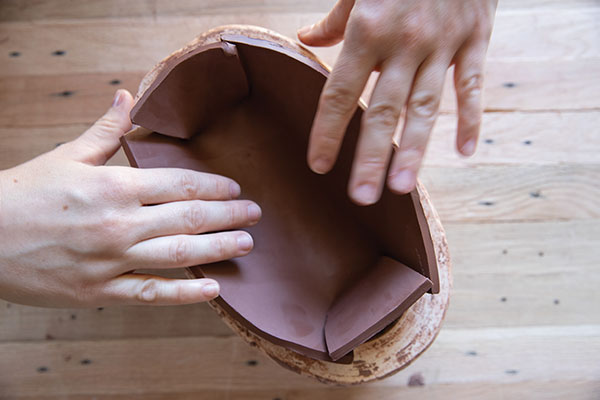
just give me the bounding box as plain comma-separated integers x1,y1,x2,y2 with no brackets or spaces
1,1,599,398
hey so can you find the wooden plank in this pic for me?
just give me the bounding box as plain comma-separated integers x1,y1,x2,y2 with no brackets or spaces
2,111,598,170
1,0,598,22
1,9,599,77
443,219,600,328
1,60,597,136
0,220,596,340
0,326,598,396
0,72,143,129
3,381,599,400
448,60,600,112
0,300,232,343
0,0,335,22
421,164,600,222
426,111,600,167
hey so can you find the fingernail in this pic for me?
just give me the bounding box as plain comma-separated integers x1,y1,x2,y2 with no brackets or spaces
353,183,378,205
389,169,416,194
247,203,262,222
311,157,331,174
202,282,220,298
237,232,254,252
229,181,241,198
297,25,312,37
112,90,124,108
461,139,477,156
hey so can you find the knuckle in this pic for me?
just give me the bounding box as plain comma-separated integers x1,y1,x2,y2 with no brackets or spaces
320,85,358,116
211,235,230,259
407,92,440,119
227,204,239,226
136,278,160,304
168,239,189,265
359,155,389,173
183,204,206,232
176,172,198,199
365,103,401,130
94,115,121,133
95,211,126,246
350,10,380,41
457,73,483,98
102,172,135,201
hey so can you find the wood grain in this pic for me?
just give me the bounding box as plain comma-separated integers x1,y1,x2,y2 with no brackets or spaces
0,0,599,397
1,9,599,77
0,326,598,396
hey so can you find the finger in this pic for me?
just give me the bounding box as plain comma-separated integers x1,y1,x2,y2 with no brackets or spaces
124,231,253,270
307,42,377,174
62,90,135,166
388,56,449,194
134,200,261,241
454,39,488,157
346,58,415,205
297,0,355,47
100,274,220,306
130,167,241,205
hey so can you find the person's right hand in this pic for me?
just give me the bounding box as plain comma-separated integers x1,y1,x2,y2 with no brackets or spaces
0,90,262,308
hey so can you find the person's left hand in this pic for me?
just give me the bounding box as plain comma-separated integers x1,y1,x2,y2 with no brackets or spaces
298,0,497,205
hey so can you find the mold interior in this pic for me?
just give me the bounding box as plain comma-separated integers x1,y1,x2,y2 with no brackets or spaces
124,38,435,361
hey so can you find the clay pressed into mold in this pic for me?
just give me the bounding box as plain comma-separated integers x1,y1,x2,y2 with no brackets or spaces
121,34,439,362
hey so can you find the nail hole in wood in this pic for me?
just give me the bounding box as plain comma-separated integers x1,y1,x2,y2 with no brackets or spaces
53,90,74,97
500,297,507,302
503,82,516,88
408,372,425,386
479,201,494,206
484,138,494,144
37,366,49,373
109,79,121,85
52,50,66,56
9,51,20,57
246,360,258,366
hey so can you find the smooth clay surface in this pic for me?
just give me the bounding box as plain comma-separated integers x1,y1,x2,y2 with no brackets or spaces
121,34,439,362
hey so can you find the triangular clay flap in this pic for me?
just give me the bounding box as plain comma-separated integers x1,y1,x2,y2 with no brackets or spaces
121,31,439,362
325,257,432,361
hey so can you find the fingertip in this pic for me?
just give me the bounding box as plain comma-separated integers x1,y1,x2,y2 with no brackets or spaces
459,138,477,157
247,202,262,223
201,280,220,299
388,169,416,195
236,231,254,253
309,156,333,174
297,24,313,40
350,182,379,206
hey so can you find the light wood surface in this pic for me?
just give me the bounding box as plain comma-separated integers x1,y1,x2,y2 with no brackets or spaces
0,0,598,398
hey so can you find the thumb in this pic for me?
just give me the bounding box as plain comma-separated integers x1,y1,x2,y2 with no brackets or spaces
67,89,135,165
297,0,355,47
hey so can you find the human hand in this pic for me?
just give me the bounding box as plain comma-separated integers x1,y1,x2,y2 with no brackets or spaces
299,0,497,205
0,90,261,308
